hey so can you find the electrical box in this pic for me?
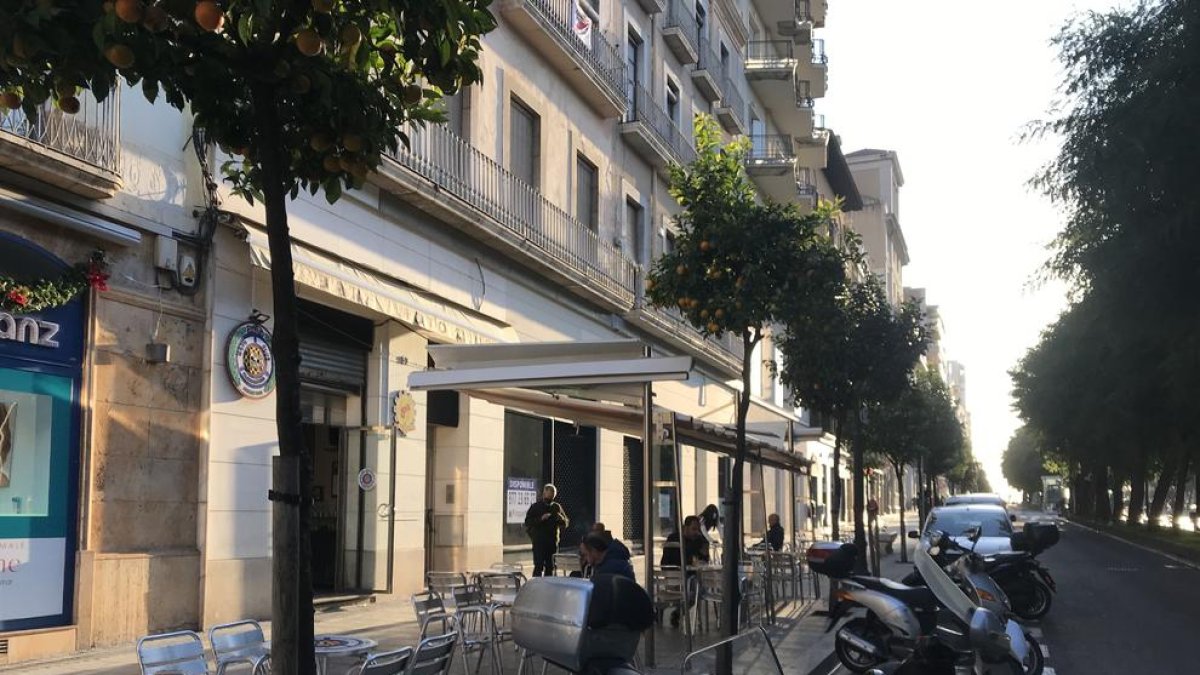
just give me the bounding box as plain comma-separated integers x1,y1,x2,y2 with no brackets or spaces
178,255,198,287
154,235,179,272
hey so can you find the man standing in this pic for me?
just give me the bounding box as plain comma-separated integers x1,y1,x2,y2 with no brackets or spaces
524,483,569,576
765,513,785,551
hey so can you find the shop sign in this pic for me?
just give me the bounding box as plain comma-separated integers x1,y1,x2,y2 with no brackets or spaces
0,538,66,621
0,312,61,348
505,477,538,524
392,391,416,433
226,321,276,399
357,467,377,492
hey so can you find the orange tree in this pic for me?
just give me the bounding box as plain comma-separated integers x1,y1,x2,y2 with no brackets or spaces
645,115,845,646
1,1,494,671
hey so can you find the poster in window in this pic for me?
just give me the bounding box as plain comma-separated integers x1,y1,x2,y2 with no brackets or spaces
0,402,12,488
506,477,538,524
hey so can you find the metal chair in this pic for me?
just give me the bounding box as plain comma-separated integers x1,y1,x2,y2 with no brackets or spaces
451,585,502,675
696,568,725,632
489,562,524,575
652,569,694,632
137,630,210,675
427,571,469,610
413,591,456,640
477,572,522,606
739,574,766,628
355,647,413,675
551,552,580,576
209,620,270,674
407,631,459,675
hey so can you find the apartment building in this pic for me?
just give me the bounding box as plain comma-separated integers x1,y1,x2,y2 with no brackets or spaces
846,148,909,306
0,0,846,662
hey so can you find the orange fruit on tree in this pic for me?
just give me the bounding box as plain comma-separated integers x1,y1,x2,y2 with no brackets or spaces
295,28,323,56
104,44,136,69
311,0,334,13
676,264,686,275
340,24,362,47
714,308,725,319
699,240,711,252
1,91,22,110
402,84,422,105
322,155,341,173
707,322,720,334
194,1,225,32
57,96,81,114
290,74,312,94
310,133,333,152
115,0,143,24
341,133,364,153
142,5,169,32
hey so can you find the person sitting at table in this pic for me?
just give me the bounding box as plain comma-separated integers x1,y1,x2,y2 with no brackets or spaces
581,532,636,581
764,513,785,551
591,522,632,562
661,515,711,569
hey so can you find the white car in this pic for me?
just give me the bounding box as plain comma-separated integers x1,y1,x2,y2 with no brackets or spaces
914,504,1015,556
943,493,1008,509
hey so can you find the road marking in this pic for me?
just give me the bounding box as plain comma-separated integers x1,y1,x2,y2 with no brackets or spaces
1064,520,1200,570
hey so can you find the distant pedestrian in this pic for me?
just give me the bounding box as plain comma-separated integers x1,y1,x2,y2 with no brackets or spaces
765,513,785,551
524,483,569,577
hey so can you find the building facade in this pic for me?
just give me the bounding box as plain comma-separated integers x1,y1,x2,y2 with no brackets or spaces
0,0,850,663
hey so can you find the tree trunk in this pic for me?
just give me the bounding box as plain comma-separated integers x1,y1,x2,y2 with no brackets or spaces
253,84,317,675
851,410,867,572
718,332,755,672
1148,453,1181,529
1111,468,1125,523
894,462,907,563
1092,462,1112,522
830,409,848,541
1170,456,1191,529
1128,454,1147,526
915,457,925,526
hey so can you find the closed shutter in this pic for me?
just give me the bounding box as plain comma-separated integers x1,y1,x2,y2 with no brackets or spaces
510,99,539,187
298,333,367,391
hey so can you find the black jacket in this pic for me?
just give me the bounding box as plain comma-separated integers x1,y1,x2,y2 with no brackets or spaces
660,532,710,568
766,524,785,551
524,499,569,546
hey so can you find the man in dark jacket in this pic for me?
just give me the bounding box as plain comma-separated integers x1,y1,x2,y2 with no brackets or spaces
766,513,785,551
581,532,636,581
524,483,569,576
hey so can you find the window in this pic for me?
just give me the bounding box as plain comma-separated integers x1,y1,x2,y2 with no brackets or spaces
663,228,677,256
509,97,540,188
576,154,599,232
624,198,644,264
445,89,467,137
695,0,707,40
750,115,765,154
503,411,551,546
626,29,643,113
720,43,730,78
666,78,681,128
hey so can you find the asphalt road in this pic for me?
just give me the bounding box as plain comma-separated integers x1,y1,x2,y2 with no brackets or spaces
1035,520,1200,674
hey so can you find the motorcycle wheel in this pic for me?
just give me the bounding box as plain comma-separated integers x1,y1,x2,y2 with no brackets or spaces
834,617,886,673
1012,580,1053,621
1023,632,1045,675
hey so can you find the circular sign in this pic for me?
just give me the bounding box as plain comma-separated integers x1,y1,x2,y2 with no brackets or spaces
357,467,377,492
226,321,276,399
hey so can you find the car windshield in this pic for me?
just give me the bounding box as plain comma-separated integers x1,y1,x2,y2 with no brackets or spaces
925,510,1013,538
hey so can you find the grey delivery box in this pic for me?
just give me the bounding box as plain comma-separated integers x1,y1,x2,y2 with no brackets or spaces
512,577,644,672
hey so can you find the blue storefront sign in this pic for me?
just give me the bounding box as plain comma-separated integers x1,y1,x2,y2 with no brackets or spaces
0,232,85,632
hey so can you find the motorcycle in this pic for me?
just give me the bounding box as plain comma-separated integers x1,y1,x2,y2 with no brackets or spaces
903,521,1059,621
809,535,1039,675
511,574,653,675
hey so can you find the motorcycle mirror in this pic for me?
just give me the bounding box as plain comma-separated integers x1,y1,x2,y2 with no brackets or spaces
907,530,919,539
929,546,941,557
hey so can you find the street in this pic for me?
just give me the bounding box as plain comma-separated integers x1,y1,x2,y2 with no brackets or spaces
1035,521,1200,674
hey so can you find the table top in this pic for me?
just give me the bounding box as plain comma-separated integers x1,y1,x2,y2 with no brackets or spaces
313,635,378,656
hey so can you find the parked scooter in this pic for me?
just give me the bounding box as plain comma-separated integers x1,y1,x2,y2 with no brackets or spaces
809,535,1038,675
511,575,653,675
902,521,1059,621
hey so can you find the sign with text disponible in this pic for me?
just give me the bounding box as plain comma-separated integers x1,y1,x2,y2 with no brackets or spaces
506,477,538,524
0,538,66,621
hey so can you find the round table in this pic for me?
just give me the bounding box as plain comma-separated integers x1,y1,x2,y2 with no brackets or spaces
313,634,378,675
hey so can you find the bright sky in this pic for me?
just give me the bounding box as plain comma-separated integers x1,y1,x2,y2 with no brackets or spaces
820,0,1125,498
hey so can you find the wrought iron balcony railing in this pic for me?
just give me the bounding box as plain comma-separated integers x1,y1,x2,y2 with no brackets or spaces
811,38,828,65
716,74,746,129
746,40,797,67
748,134,796,163
663,0,700,60
624,80,697,167
389,123,638,304
0,90,121,176
520,0,626,108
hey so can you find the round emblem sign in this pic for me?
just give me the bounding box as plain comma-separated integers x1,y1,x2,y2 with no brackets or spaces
357,468,377,492
226,321,276,399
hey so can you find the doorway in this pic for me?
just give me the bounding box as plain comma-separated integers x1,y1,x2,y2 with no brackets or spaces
302,388,349,592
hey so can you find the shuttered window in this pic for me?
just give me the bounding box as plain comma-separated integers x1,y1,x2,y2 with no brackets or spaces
576,154,599,232
509,98,540,188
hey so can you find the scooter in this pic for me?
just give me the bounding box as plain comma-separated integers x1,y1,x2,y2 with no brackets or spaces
511,574,653,675
810,535,1038,675
902,522,1059,621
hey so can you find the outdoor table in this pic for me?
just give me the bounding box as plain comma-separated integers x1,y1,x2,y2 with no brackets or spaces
313,634,378,675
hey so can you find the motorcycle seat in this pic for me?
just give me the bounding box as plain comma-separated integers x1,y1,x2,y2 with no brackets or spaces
849,575,940,610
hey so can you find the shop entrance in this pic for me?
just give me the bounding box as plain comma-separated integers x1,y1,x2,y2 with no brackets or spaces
302,389,350,591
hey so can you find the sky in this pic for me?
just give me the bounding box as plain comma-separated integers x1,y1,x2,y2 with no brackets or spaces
819,0,1125,498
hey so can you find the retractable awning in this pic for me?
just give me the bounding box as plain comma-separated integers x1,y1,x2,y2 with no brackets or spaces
240,223,518,346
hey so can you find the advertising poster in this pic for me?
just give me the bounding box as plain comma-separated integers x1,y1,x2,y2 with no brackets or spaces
0,538,66,621
505,477,538,524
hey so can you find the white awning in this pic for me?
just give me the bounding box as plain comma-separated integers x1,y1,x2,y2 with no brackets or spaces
240,224,517,345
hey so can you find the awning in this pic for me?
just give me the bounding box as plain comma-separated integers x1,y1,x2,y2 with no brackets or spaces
240,223,517,345
0,185,141,247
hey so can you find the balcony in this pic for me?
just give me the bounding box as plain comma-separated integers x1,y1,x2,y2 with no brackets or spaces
799,38,828,98
811,0,827,28
0,90,121,199
663,0,699,65
375,123,639,311
714,76,747,135
501,0,627,117
797,166,819,210
620,81,696,174
745,41,815,138
690,37,724,103
761,0,815,44
627,304,741,377
746,135,803,204
633,0,666,14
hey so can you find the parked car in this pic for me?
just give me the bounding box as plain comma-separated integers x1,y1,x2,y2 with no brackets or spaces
943,492,1008,509
911,504,1015,555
